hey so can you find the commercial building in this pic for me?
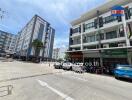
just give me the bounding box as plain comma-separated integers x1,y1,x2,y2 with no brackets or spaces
0,30,17,56
52,48,60,60
16,15,55,60
68,0,132,68
52,47,68,60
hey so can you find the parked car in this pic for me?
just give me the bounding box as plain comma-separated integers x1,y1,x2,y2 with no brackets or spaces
85,66,96,73
72,63,86,73
114,64,132,79
62,62,73,70
54,62,62,69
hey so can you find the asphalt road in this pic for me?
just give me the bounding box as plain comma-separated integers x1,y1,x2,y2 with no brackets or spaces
0,61,132,100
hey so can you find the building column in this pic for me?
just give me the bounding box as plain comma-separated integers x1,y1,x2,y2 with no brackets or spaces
122,15,131,64
81,23,83,50
122,15,130,46
127,48,132,65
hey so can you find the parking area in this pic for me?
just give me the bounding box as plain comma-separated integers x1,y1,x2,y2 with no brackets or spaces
0,61,64,82
0,61,132,100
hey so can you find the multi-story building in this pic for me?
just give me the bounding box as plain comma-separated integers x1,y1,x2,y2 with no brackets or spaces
52,48,60,60
68,0,132,67
0,30,17,56
52,47,68,60
16,15,55,60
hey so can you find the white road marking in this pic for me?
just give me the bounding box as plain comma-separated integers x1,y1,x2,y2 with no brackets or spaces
37,80,74,100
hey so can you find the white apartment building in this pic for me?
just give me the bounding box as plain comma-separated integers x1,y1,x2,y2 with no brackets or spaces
52,48,60,60
0,30,17,56
16,15,55,60
52,47,68,60
68,0,132,67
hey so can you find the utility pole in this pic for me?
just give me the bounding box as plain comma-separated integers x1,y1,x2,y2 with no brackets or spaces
97,10,103,68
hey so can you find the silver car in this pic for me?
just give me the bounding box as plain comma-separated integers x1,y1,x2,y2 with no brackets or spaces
62,62,73,70
72,63,86,73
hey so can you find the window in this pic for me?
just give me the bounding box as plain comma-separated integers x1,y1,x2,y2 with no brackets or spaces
96,34,104,41
89,35,95,42
85,22,94,31
84,46,96,49
129,8,132,16
103,16,117,24
106,31,117,39
72,28,79,33
109,43,118,47
83,36,87,43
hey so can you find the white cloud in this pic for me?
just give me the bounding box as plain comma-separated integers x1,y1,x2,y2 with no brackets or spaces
0,0,107,48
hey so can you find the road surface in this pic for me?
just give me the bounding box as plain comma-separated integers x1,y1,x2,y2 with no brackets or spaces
0,61,132,100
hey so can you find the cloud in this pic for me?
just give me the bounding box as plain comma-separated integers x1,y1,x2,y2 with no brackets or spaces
0,0,107,48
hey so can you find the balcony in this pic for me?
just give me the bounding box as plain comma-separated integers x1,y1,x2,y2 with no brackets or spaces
70,42,81,48
70,26,81,37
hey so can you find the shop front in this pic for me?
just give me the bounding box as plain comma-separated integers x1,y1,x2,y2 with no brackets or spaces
68,51,83,62
82,48,131,74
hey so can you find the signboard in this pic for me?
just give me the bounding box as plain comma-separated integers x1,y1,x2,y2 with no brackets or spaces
111,5,125,16
102,49,127,57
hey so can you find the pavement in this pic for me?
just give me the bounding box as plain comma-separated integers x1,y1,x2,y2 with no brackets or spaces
0,61,132,100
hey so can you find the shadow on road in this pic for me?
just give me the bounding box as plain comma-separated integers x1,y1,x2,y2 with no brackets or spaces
117,78,132,83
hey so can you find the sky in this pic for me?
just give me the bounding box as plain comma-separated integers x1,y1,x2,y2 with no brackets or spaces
0,0,108,49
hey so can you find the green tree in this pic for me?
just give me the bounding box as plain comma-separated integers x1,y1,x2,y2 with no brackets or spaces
32,39,43,60
64,52,69,61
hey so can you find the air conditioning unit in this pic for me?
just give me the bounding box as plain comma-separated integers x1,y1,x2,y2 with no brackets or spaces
118,43,125,47
103,44,109,48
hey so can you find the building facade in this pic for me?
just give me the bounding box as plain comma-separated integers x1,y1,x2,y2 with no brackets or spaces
16,15,55,60
52,47,68,60
0,30,17,56
68,0,132,68
52,48,60,60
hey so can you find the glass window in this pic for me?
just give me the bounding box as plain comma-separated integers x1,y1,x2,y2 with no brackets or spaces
103,16,117,24
106,31,117,39
90,35,95,42
85,22,94,31
96,33,104,41
129,8,132,16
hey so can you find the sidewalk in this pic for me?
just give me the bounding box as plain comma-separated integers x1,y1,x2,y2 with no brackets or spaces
0,61,63,82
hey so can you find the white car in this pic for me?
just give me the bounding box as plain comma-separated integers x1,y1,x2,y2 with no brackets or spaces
72,63,86,73
54,62,62,69
62,62,73,70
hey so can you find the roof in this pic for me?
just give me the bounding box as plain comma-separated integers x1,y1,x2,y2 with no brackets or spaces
71,0,131,26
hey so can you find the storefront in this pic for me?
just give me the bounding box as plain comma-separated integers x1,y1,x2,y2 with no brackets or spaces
80,48,132,74
68,51,83,62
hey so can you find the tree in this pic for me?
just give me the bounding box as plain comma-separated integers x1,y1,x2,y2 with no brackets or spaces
64,52,69,61
32,39,43,61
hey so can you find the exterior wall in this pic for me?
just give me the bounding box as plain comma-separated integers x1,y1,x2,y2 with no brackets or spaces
52,48,60,60
69,1,132,51
16,15,55,59
0,30,16,55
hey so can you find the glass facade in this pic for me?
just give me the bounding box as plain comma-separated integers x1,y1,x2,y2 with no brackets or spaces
106,31,117,39
85,22,94,31
103,16,117,24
